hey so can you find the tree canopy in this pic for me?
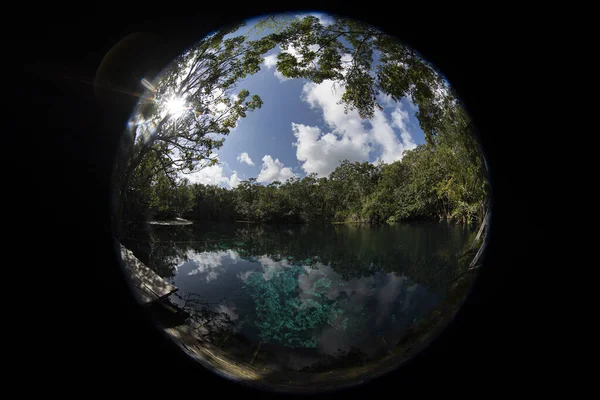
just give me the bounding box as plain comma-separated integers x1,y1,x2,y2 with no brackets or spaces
264,15,465,144
113,21,279,235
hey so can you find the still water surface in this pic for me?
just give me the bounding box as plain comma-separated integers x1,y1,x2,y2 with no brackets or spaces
124,222,476,372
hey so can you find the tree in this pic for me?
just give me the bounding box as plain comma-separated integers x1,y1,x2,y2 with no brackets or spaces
233,178,262,221
362,161,410,223
266,15,462,143
328,160,380,221
112,22,278,236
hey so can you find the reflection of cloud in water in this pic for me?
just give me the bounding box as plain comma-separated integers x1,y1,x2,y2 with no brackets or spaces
257,255,292,280
237,270,254,282
179,249,240,282
175,249,439,358
295,263,437,356
218,304,239,321
298,264,373,310
228,249,239,263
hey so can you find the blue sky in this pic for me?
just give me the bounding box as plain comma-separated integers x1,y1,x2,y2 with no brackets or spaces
181,13,427,188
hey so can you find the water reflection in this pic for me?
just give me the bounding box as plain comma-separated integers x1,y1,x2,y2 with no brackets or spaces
123,221,477,375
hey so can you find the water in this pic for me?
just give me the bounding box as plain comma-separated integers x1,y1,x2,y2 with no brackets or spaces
123,221,476,375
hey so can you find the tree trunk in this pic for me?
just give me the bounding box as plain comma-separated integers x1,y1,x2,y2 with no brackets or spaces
112,142,154,240
471,208,489,249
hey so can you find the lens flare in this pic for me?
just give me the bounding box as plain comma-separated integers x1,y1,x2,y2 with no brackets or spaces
166,97,187,118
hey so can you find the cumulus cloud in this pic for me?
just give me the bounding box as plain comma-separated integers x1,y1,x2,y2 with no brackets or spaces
377,92,396,109
185,156,242,188
292,123,368,176
263,52,290,82
236,152,254,166
370,110,405,163
263,53,278,69
391,105,417,152
291,79,418,177
186,163,229,186
228,171,241,188
256,155,296,183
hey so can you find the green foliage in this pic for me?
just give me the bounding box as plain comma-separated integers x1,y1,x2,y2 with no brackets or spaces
128,134,487,225
187,183,236,221
243,265,344,348
123,151,194,221
259,15,458,139
114,19,279,233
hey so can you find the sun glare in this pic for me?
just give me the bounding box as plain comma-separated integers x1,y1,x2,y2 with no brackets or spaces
166,97,187,118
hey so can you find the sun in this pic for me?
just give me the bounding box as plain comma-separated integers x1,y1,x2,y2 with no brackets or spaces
165,96,187,118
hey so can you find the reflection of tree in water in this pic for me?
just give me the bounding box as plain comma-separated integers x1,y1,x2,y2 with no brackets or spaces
226,223,468,295
244,265,346,348
136,221,471,295
123,224,196,279
129,221,476,312
173,292,237,344
145,243,184,279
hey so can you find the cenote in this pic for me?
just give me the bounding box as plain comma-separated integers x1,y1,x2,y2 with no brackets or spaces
112,11,491,392
121,221,482,389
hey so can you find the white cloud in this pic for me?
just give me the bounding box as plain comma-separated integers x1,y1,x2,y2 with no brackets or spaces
185,157,242,189
263,53,278,69
186,163,229,186
377,92,396,109
371,108,409,163
310,13,334,26
256,155,296,184
339,53,354,77
391,104,417,152
291,80,418,177
262,52,290,82
274,70,290,82
228,171,241,188
292,123,368,176
236,152,255,166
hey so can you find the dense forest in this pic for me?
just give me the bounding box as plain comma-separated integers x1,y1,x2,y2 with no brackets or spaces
123,128,488,227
